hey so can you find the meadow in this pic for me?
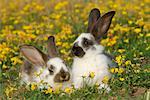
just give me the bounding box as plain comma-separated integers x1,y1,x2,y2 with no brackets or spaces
0,0,149,99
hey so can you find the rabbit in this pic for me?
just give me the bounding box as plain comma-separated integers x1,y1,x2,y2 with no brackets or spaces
20,36,71,89
71,8,117,91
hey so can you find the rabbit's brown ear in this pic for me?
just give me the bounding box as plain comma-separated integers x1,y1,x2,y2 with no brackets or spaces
20,45,47,66
87,8,101,33
91,11,115,42
47,36,59,58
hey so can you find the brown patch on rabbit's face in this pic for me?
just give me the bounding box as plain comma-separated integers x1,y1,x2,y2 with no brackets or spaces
54,68,70,83
71,33,95,58
46,57,70,83
82,37,94,49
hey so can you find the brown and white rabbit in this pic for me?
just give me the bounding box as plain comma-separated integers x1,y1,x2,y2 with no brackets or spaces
20,36,71,89
71,8,116,91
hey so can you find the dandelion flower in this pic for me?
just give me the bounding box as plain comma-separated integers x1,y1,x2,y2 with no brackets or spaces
64,87,73,94
89,72,95,79
118,68,124,74
119,77,125,81
114,68,119,73
125,60,132,66
124,39,129,43
31,83,37,91
134,28,141,33
110,68,115,73
5,86,17,97
118,49,125,53
102,76,109,84
44,87,53,94
2,64,8,69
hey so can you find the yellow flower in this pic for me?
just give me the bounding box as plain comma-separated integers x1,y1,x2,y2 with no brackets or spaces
84,21,88,25
114,68,119,73
110,68,115,73
118,68,124,74
95,82,100,89
144,23,150,31
50,13,61,20
116,55,121,62
110,67,123,74
125,60,132,66
43,36,48,41
2,64,8,69
64,87,73,94
136,18,144,26
44,87,53,94
5,86,17,97
31,83,37,91
118,49,125,53
102,76,109,84
48,24,54,29
23,25,33,30
53,88,60,94
35,5,44,11
134,28,141,33
128,20,133,25
26,34,36,39
66,57,71,61
89,72,95,78
107,36,118,46
115,55,125,66
60,49,66,54
122,11,127,15
95,82,100,87
124,39,129,43
11,57,22,65
134,70,140,73
146,46,150,51
119,77,125,81
113,4,118,8
54,1,68,10
56,41,62,46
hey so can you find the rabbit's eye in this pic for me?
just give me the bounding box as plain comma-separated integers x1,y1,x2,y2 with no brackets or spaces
48,65,55,75
82,38,93,47
84,40,88,45
49,69,54,75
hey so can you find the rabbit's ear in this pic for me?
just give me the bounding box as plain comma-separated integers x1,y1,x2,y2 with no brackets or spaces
20,45,47,66
47,36,59,58
87,8,101,33
91,11,115,42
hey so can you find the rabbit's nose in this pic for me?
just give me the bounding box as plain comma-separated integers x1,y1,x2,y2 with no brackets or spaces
65,72,70,81
60,72,70,81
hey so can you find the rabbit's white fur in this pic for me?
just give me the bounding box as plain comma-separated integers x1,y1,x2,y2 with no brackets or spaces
72,33,112,90
22,57,69,88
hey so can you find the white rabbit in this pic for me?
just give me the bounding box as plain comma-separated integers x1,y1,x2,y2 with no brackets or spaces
20,36,71,89
71,8,116,91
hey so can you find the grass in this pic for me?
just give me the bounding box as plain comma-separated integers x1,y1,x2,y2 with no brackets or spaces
0,0,150,99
